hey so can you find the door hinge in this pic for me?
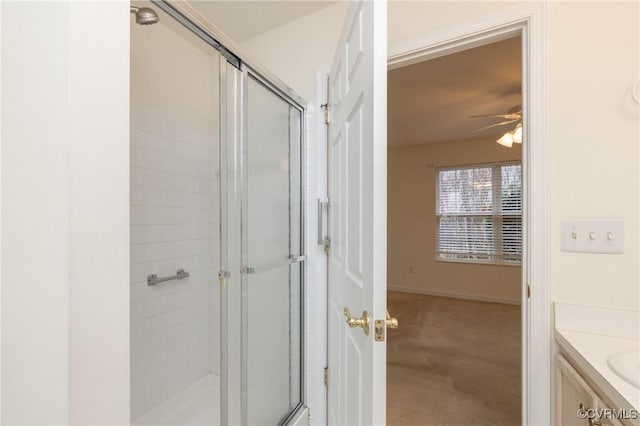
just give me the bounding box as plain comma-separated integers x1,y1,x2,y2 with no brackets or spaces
527,284,531,298
322,237,331,253
240,266,255,275
218,270,230,286
324,367,329,386
320,103,330,125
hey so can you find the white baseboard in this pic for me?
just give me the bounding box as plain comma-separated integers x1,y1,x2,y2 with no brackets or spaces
388,285,521,306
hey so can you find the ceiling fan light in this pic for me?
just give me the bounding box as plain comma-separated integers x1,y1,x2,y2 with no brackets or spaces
497,132,514,147
513,123,523,144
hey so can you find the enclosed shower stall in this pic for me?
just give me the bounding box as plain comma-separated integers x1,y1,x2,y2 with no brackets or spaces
130,2,305,424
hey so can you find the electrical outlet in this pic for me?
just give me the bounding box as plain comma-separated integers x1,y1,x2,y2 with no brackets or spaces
561,219,624,254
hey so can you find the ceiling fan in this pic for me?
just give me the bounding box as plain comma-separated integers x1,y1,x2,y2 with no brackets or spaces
469,105,522,147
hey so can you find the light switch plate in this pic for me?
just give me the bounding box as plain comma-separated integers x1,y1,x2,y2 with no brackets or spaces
561,219,624,254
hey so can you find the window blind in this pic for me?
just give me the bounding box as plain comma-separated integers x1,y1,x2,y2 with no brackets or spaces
436,162,522,264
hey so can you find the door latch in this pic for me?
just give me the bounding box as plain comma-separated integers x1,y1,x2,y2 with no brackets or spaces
374,319,385,341
374,310,399,341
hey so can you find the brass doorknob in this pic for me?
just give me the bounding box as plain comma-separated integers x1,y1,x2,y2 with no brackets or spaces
343,307,370,335
386,310,398,329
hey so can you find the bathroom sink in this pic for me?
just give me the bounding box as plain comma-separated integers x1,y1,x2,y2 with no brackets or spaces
607,351,640,389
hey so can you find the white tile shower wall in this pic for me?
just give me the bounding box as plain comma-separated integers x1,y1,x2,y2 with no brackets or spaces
130,107,219,421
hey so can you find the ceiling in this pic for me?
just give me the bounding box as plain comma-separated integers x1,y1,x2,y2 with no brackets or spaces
191,1,335,43
388,36,522,147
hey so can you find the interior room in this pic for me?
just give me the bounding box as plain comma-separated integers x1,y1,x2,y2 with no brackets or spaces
1,1,638,426
386,36,523,425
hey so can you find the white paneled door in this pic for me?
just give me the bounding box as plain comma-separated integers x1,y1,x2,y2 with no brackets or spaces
326,1,387,425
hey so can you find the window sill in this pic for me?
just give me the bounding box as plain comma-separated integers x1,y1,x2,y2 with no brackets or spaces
435,258,522,268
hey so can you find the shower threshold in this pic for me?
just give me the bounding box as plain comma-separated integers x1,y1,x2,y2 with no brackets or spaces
135,374,220,426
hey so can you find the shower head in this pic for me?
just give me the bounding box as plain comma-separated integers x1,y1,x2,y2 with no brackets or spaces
130,5,159,25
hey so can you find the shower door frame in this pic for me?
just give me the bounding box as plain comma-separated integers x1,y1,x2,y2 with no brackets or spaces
150,1,308,425
239,67,307,426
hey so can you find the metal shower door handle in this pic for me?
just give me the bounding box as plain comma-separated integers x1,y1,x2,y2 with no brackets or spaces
317,198,330,247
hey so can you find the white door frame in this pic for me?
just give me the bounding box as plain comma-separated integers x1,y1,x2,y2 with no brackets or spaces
387,3,550,425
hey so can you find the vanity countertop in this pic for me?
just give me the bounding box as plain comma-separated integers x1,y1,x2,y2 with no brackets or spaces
554,303,640,414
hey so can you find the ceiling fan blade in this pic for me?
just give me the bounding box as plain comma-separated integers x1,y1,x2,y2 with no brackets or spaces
470,119,519,133
468,113,513,119
468,113,522,119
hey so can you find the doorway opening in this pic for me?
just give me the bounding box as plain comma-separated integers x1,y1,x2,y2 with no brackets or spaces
386,35,523,425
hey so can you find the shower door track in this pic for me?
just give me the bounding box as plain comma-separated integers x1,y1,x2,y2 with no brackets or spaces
151,0,308,111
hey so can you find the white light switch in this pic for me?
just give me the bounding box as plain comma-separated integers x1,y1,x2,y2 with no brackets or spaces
561,219,624,254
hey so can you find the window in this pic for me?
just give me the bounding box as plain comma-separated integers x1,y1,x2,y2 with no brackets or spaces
436,162,522,265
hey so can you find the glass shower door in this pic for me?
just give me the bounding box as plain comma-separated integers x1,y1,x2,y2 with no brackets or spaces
132,3,306,425
243,74,304,425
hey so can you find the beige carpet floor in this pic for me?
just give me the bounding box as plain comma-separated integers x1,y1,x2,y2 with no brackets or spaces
387,291,521,426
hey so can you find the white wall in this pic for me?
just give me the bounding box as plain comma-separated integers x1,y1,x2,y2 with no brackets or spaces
68,2,130,424
387,1,525,57
547,2,639,310
388,138,522,304
241,2,348,104
1,2,130,425
242,1,640,313
1,3,70,423
130,14,220,421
